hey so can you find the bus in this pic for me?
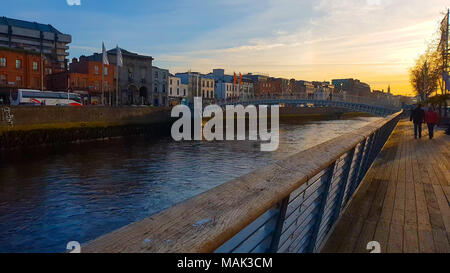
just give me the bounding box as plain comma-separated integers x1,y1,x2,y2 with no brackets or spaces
9,89,82,106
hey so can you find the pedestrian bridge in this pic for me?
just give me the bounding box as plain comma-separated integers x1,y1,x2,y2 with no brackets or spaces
217,94,401,117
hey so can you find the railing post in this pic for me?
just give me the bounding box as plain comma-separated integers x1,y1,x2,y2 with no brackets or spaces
330,148,355,223
269,196,289,252
305,162,336,252
357,134,374,183
344,140,366,204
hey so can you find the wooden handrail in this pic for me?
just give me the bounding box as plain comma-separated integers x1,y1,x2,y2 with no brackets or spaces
83,111,403,253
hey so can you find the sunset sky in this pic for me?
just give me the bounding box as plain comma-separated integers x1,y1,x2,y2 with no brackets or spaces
4,0,449,96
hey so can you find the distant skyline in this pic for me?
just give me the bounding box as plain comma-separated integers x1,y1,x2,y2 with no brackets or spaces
3,0,449,96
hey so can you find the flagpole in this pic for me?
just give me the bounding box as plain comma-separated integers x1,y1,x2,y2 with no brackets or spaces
101,63,105,105
116,64,119,106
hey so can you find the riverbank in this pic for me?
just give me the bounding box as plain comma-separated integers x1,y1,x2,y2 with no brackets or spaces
0,105,371,150
0,106,172,150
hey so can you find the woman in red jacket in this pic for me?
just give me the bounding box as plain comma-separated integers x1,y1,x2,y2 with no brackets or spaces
425,107,439,139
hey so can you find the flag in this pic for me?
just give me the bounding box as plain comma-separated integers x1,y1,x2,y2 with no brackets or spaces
234,72,237,84
116,45,123,67
438,11,449,51
102,42,109,65
443,72,450,91
239,73,242,85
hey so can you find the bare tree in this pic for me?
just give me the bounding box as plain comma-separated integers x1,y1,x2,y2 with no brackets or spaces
410,51,441,101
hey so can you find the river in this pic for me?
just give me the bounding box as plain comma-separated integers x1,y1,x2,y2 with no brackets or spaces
0,115,380,252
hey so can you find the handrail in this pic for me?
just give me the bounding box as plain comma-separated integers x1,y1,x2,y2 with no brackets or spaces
83,110,403,253
217,93,401,110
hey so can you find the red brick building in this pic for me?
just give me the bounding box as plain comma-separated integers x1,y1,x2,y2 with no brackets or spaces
47,56,115,105
0,47,43,90
254,77,290,96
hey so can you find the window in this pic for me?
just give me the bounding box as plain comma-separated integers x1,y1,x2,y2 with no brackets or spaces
16,76,22,86
177,88,179,96
94,65,99,75
170,79,172,85
183,89,186,96
163,73,166,79
162,84,166,93
0,58,6,67
170,87,172,95
177,80,179,86
95,81,99,90
16,59,21,69
154,71,158,78
104,67,108,75
0,74,6,84
33,61,38,70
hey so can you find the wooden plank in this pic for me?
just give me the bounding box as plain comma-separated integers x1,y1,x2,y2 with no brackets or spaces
417,228,435,253
432,184,450,233
432,228,450,253
387,223,403,253
403,224,419,253
373,220,390,253
354,220,377,253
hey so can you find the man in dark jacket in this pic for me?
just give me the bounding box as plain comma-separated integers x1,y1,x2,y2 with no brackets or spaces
410,104,425,139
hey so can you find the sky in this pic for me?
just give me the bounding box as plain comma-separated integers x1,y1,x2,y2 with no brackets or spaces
3,0,449,96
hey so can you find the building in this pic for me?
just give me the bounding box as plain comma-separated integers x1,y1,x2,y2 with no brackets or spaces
0,47,43,90
215,82,235,100
151,66,169,106
168,75,188,104
46,56,115,105
175,72,215,104
251,77,289,96
86,48,154,105
0,17,71,74
290,80,315,97
209,69,254,100
332,78,371,97
312,81,335,100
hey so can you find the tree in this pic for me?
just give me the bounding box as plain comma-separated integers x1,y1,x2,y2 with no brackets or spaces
410,51,440,101
410,10,449,99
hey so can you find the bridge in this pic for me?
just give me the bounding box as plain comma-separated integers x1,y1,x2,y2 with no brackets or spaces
216,94,402,117
82,109,449,253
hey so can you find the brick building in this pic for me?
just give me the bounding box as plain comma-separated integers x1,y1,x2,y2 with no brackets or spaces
46,56,115,105
331,78,371,97
0,47,43,89
0,17,71,76
253,77,289,96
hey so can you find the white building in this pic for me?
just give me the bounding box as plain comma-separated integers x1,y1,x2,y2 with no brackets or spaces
175,72,215,103
151,66,169,106
168,75,188,101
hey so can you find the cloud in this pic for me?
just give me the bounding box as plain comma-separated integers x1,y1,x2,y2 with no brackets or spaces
66,0,81,6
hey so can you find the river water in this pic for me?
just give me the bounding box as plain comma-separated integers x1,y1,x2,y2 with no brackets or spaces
0,115,380,252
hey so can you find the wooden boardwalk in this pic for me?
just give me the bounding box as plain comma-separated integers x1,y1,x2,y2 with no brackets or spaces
322,119,450,253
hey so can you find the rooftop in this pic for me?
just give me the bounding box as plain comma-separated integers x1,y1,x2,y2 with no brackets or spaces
0,16,65,34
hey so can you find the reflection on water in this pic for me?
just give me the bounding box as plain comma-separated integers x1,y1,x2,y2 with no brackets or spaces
0,115,380,252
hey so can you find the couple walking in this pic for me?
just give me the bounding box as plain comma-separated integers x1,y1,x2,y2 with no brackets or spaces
410,104,439,139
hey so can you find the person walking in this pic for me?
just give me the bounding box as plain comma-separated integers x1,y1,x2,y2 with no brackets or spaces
424,106,439,139
410,104,425,139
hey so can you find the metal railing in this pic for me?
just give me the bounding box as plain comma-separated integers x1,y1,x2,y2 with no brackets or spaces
217,93,401,111
83,110,402,253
